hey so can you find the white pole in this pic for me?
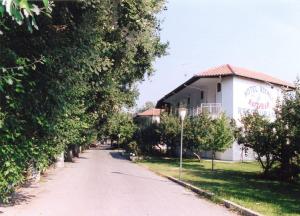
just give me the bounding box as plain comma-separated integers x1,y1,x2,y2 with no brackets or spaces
179,118,184,180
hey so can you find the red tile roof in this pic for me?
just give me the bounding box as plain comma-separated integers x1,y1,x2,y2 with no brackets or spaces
137,108,163,116
197,64,294,88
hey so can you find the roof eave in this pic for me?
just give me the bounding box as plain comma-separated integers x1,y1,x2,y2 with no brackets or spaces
156,76,200,108
232,74,295,90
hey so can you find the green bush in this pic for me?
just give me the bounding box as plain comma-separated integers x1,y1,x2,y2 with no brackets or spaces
135,123,161,155
126,141,140,156
0,156,24,203
238,84,300,181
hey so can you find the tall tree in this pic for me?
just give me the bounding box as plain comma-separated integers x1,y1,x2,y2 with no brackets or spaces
0,0,167,202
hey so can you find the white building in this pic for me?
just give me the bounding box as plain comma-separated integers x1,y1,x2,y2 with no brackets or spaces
156,64,294,161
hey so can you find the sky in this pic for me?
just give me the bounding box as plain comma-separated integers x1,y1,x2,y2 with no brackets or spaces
136,0,300,108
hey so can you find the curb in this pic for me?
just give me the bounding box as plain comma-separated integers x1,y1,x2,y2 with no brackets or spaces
139,165,263,216
223,200,263,216
165,176,215,199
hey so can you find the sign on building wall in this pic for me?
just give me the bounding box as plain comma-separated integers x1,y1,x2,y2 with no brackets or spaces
237,85,280,119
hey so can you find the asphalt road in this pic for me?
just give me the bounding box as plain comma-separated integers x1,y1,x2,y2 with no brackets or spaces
1,147,236,216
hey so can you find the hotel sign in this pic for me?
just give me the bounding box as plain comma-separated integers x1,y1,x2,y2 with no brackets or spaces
238,85,275,118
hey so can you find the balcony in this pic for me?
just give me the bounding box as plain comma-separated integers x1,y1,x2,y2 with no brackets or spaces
188,103,222,118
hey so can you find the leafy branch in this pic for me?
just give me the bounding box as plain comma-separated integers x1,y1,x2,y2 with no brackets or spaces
0,56,45,72
0,0,52,33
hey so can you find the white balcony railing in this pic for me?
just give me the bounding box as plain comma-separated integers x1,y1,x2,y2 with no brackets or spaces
187,103,222,117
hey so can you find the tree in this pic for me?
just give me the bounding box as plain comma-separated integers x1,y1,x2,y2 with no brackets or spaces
135,122,161,155
138,101,155,113
158,114,181,156
207,114,234,171
106,112,137,149
237,112,277,176
0,0,167,202
238,89,300,181
185,113,212,159
272,85,300,180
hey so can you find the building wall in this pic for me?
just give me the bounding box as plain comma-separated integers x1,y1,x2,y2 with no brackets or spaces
232,76,283,121
231,76,283,161
216,76,284,161
180,87,216,108
215,77,234,160
152,116,160,124
206,84,217,104
166,78,220,111
221,76,234,118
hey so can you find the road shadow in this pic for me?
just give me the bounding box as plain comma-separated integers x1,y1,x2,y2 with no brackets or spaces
0,148,96,210
92,145,112,151
109,152,128,160
0,191,36,208
111,171,167,182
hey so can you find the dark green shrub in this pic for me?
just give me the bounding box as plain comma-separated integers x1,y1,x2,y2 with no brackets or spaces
158,114,181,156
135,123,161,155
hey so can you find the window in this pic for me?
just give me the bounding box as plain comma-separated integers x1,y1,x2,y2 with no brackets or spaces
217,83,222,92
200,91,204,99
187,97,190,106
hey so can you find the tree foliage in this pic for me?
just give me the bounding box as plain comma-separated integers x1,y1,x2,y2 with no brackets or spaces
0,0,167,202
156,112,234,165
106,112,137,147
185,113,213,153
0,0,51,33
237,112,277,175
206,114,235,170
238,85,300,180
137,101,155,113
274,87,300,180
135,122,160,155
158,113,182,156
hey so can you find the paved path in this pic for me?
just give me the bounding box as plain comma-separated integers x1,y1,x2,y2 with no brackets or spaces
1,147,236,216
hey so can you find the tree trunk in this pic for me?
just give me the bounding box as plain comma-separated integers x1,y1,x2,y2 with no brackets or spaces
211,151,215,171
241,147,244,163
